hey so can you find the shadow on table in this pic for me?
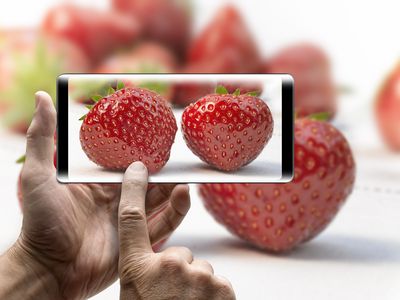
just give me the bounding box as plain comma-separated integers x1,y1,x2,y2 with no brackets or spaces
168,233,400,264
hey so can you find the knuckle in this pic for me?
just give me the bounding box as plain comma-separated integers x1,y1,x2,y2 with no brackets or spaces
193,271,213,284
119,265,135,284
215,278,235,299
120,207,146,224
160,254,185,271
177,246,191,255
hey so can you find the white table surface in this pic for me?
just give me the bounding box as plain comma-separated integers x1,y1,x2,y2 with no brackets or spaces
1,0,400,299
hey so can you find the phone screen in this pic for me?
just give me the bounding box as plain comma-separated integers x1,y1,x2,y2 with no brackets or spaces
57,74,293,183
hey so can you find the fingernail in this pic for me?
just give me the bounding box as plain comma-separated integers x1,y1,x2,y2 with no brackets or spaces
34,92,42,108
129,161,146,172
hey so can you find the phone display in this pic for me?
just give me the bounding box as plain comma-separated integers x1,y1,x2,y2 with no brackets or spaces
57,74,293,183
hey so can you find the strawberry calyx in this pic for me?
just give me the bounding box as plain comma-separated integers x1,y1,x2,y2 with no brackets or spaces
16,154,26,164
215,85,259,96
306,112,331,121
79,81,125,121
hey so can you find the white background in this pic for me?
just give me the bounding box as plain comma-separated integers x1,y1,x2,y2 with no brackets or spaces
1,0,400,300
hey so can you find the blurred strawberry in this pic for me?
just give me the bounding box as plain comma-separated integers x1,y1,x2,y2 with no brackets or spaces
172,53,250,106
199,118,355,252
172,62,216,107
187,5,261,73
375,62,400,150
112,0,191,57
173,5,261,106
267,43,336,119
96,42,177,101
42,4,142,66
0,29,89,133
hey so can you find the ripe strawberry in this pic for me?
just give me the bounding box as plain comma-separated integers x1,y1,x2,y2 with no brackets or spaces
181,88,273,171
80,87,177,173
112,0,191,57
42,4,142,65
375,62,400,151
199,118,355,252
173,5,261,107
188,5,261,73
96,42,177,101
267,43,336,119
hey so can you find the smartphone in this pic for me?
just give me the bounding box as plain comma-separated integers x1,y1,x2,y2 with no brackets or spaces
57,73,293,183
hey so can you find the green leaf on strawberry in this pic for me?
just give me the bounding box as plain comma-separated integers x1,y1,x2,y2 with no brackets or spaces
246,91,259,96
307,112,331,121
117,81,125,90
215,85,228,95
16,154,26,164
91,95,103,102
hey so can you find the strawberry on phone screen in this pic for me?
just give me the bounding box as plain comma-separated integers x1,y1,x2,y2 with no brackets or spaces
42,4,142,65
80,86,177,174
375,62,400,151
267,43,336,119
181,87,274,171
199,118,355,252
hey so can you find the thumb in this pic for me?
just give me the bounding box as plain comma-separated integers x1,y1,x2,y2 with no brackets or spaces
119,162,153,260
25,91,56,173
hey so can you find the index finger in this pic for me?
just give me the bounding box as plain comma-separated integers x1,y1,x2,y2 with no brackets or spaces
119,161,153,258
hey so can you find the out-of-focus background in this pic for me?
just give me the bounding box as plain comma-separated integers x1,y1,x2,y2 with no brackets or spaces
1,0,400,299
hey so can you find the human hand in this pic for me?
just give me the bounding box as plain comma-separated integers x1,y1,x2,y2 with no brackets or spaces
12,91,190,299
118,162,236,300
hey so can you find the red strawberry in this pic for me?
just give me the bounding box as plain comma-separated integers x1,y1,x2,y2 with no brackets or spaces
112,0,191,57
181,90,273,171
42,4,142,65
375,62,400,151
80,87,177,173
199,118,355,252
96,42,177,101
173,5,261,107
188,5,261,73
267,43,336,119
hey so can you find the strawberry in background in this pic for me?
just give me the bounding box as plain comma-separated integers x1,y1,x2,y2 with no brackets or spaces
173,5,262,106
96,42,178,101
267,43,337,119
0,29,89,133
199,117,355,252
187,5,262,73
42,4,142,66
375,62,400,151
112,0,192,58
